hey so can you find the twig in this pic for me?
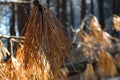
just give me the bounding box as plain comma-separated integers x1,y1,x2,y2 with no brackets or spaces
0,1,32,4
74,42,97,50
70,16,88,33
0,34,25,40
0,34,24,59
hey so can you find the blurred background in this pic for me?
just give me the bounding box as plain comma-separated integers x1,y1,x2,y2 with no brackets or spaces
0,0,120,36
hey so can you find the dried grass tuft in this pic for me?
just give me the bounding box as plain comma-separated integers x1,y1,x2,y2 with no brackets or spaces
16,2,72,80
114,54,120,73
0,40,10,59
96,49,117,77
89,15,115,48
72,15,118,79
112,15,120,31
0,40,25,80
82,64,96,80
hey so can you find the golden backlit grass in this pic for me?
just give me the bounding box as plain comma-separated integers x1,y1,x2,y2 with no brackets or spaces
16,1,72,80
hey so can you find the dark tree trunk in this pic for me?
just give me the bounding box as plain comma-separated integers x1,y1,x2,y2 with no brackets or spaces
81,0,86,31
116,0,120,15
61,0,67,26
91,0,94,15
70,0,74,27
10,3,15,36
81,0,86,20
113,0,118,14
17,2,30,35
8,3,16,54
46,0,50,8
56,0,60,19
98,0,104,29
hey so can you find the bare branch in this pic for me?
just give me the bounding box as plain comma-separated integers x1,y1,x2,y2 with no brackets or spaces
0,34,25,40
0,1,32,4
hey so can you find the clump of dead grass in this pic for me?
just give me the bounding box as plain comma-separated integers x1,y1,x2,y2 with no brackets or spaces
71,15,118,79
16,1,72,80
96,49,117,77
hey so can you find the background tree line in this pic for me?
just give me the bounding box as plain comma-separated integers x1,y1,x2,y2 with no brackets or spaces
0,0,120,35
0,0,120,48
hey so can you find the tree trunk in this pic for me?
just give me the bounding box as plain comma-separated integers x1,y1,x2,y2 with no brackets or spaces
61,0,67,26
81,0,86,31
9,3,16,53
46,0,50,8
56,0,60,19
17,1,30,35
91,0,94,15
98,0,104,29
70,0,74,27
112,0,118,14
10,3,15,36
81,0,86,20
117,0,120,15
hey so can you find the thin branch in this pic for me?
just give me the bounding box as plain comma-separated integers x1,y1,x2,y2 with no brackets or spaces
0,34,25,40
70,16,89,33
0,1,32,4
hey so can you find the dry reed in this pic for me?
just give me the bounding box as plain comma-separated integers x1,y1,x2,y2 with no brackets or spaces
88,15,117,78
96,49,117,77
82,64,96,80
89,15,114,48
112,15,120,31
16,1,72,80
